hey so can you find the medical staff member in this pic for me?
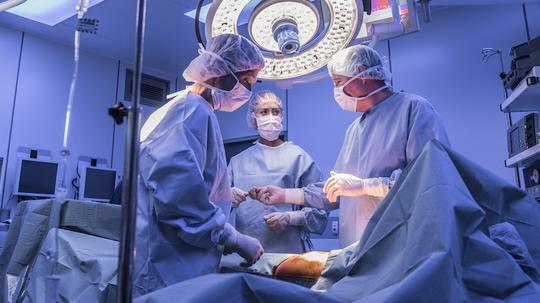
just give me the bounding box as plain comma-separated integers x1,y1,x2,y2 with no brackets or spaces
134,34,265,296
253,45,450,248
228,91,328,253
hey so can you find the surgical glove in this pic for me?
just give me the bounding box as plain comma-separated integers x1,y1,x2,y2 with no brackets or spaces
324,171,394,202
248,187,262,201
323,171,365,202
263,212,288,232
264,211,305,232
253,186,304,205
231,187,248,208
221,223,264,267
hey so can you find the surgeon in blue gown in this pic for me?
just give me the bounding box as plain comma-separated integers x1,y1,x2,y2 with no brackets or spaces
134,34,266,296
253,45,450,248
228,90,328,253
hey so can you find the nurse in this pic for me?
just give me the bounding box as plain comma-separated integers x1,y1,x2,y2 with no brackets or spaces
228,90,327,253
252,45,450,248
134,34,266,296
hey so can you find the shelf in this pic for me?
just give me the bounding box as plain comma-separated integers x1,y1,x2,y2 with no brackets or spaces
501,66,540,113
505,143,540,168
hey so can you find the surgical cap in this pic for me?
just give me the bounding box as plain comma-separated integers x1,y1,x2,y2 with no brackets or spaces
246,90,283,128
327,45,391,83
183,34,265,83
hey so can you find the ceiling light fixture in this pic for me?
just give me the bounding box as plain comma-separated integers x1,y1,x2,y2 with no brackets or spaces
6,0,104,26
204,0,365,81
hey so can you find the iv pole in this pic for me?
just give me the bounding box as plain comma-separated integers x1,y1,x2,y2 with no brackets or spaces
116,0,146,301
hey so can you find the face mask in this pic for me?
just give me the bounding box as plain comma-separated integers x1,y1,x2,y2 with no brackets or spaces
210,74,253,112
256,115,282,141
198,51,253,112
333,65,388,112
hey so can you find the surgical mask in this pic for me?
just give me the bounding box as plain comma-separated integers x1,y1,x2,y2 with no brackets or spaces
256,115,282,141
198,51,253,112
333,66,389,112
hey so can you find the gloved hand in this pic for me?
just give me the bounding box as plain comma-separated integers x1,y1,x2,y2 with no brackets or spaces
264,211,305,232
263,212,289,232
323,171,365,202
250,186,304,205
248,186,264,201
221,223,264,267
252,185,284,205
231,187,248,208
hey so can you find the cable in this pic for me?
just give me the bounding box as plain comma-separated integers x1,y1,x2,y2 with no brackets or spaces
195,0,206,49
481,48,522,188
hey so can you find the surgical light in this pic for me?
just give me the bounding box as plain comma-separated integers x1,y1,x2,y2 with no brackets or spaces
272,18,300,55
251,1,319,54
204,0,365,81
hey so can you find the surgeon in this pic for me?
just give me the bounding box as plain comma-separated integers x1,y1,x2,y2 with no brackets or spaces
252,45,450,248
228,90,327,253
134,34,265,296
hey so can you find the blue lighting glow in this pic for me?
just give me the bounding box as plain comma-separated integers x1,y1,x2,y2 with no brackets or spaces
184,3,211,24
7,0,105,26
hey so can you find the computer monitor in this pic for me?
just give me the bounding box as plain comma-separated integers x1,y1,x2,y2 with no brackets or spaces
13,158,59,197
358,0,419,40
79,166,118,202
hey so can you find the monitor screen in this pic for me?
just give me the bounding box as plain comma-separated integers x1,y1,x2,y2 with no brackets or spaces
83,167,116,200
509,127,521,156
17,159,58,195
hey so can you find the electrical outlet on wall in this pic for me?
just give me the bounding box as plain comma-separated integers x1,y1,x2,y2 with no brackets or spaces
331,220,339,235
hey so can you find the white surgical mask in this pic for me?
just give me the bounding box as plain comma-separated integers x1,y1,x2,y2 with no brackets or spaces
256,115,282,141
198,51,253,112
333,66,389,112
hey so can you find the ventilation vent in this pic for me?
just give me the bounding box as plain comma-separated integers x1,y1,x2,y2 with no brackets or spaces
124,69,171,107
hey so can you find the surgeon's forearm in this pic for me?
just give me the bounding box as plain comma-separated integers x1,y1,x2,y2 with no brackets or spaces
362,170,401,198
286,211,306,226
218,223,237,247
303,182,338,210
284,188,305,205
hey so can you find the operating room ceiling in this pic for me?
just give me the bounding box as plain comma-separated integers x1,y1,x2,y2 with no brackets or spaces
0,0,202,76
0,0,538,76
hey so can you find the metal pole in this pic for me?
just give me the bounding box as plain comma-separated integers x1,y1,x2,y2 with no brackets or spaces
522,4,531,42
117,0,146,301
498,52,522,188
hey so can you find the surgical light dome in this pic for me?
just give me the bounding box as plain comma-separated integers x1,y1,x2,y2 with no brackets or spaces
204,0,366,81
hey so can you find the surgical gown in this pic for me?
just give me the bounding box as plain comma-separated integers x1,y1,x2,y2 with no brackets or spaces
134,90,232,296
228,141,327,253
304,92,450,247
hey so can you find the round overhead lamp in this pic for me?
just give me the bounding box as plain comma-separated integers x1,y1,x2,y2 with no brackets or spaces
204,0,365,82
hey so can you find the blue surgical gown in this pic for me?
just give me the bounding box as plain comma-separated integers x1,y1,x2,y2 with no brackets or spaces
304,91,450,247
134,90,232,296
228,142,327,253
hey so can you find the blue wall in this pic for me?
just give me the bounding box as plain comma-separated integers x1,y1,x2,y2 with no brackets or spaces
0,29,177,212
0,27,21,210
0,30,118,209
390,4,537,183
